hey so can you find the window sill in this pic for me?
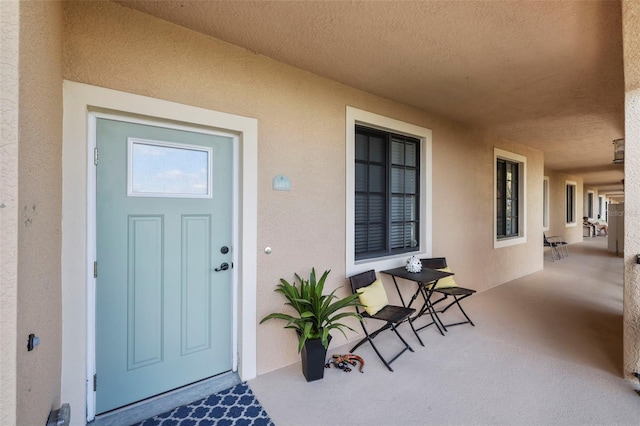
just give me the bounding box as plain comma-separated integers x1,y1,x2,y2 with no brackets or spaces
494,235,527,249
348,250,428,276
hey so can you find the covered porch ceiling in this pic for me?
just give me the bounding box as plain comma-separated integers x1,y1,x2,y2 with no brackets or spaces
114,0,626,199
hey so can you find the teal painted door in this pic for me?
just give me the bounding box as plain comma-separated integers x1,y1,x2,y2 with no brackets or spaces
96,118,233,414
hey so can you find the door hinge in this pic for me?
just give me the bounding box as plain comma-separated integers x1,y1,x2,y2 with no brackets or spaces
94,147,98,165
93,374,97,391
94,261,98,278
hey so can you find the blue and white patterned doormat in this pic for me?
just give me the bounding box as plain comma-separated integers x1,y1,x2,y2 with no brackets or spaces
134,382,274,426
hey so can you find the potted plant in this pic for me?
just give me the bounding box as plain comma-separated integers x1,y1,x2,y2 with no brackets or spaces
260,268,362,381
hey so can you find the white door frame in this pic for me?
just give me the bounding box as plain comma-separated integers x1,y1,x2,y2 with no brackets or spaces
62,81,258,422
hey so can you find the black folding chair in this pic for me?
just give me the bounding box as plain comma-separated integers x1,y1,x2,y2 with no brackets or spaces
348,270,421,371
420,258,476,330
551,234,568,258
543,233,561,261
544,233,568,261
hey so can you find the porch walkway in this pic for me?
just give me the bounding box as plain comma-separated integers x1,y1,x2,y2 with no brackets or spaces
249,237,640,425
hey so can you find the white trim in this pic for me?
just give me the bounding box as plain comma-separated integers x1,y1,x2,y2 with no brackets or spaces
543,176,550,231
62,81,258,422
345,106,432,275
86,115,97,418
231,129,240,375
565,180,578,227
493,148,527,249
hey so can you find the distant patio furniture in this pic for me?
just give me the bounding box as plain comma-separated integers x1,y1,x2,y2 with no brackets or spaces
420,258,476,330
585,216,608,237
544,234,561,261
595,221,608,236
544,233,568,261
348,270,419,371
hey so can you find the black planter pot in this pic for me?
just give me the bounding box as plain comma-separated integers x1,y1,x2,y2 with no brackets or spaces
300,336,330,382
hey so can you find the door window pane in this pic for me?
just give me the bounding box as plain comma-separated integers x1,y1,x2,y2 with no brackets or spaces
128,138,212,198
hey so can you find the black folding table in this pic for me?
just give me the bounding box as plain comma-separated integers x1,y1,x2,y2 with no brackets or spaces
381,266,454,336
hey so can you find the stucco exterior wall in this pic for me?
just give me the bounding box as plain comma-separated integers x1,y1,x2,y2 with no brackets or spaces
17,2,62,424
584,186,598,218
0,2,19,424
15,1,64,425
622,0,640,382
433,130,545,287
62,0,544,381
1,2,64,425
544,170,584,244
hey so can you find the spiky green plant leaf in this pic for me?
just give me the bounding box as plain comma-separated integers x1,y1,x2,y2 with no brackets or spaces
260,268,362,351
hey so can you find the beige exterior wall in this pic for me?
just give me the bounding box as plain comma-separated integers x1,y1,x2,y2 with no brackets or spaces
432,131,545,287
622,0,640,382
62,1,544,380
15,1,64,425
583,186,598,219
0,2,19,424
1,1,64,425
544,170,584,244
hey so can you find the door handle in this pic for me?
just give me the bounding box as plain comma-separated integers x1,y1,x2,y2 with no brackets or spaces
214,262,229,272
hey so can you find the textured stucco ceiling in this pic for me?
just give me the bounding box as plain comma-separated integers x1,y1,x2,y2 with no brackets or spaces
114,0,625,193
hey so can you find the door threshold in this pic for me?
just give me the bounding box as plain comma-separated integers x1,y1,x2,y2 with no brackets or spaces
90,371,240,426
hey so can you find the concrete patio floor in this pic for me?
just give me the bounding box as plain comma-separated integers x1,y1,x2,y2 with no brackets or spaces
249,237,640,425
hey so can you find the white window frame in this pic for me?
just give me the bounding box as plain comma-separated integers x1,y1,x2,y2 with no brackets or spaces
493,148,527,249
543,176,550,231
127,138,213,198
346,106,432,275
565,180,577,227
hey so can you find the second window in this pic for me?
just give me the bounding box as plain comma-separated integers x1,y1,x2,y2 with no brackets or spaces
355,125,420,261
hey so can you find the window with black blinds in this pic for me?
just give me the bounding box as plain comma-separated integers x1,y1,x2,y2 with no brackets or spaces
496,158,519,239
355,125,420,261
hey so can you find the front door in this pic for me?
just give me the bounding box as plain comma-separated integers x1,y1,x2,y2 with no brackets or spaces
95,118,233,414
